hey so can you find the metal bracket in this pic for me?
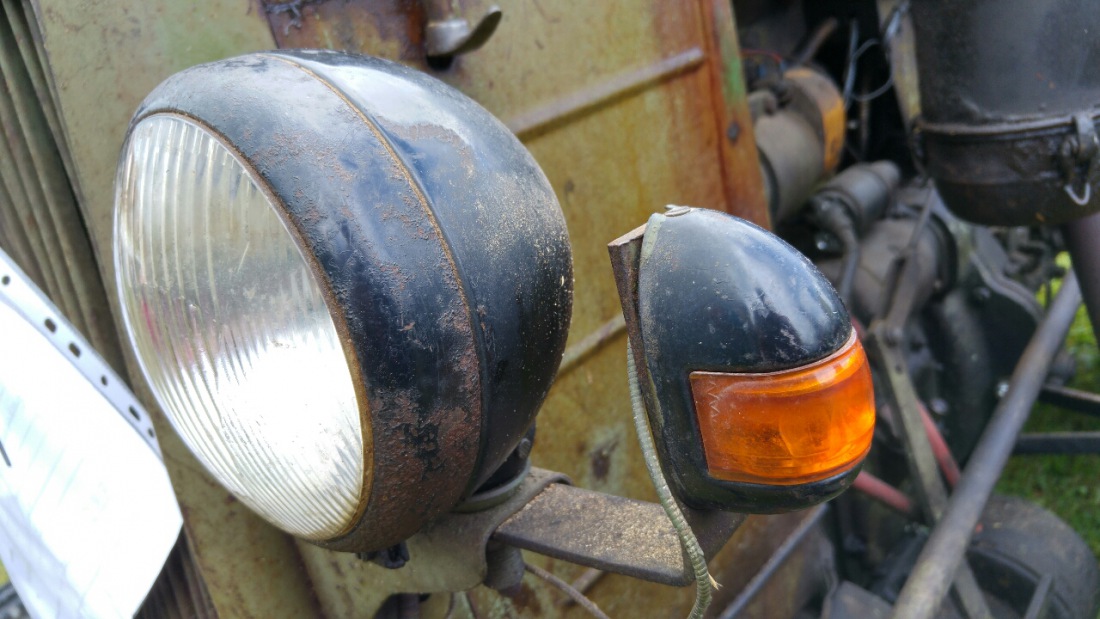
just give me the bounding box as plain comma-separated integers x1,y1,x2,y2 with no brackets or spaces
350,465,745,595
351,467,567,595
495,482,745,586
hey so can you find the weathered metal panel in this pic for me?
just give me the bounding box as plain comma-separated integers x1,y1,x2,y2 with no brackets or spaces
27,2,323,617
0,1,125,372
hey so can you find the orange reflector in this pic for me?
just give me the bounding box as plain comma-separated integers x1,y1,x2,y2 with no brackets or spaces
689,333,874,486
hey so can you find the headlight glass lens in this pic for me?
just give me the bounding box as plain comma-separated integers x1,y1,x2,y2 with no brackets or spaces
114,114,366,540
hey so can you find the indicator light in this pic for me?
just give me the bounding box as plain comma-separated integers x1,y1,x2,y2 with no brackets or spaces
621,207,872,512
690,333,874,485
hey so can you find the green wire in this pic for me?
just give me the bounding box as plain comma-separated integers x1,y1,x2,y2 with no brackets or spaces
626,342,715,619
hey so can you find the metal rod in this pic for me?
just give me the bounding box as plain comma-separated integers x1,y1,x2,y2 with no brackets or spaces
716,505,828,619
557,314,627,376
1039,383,1100,418
559,568,606,607
506,48,705,139
1014,431,1100,455
890,272,1081,619
1063,212,1100,341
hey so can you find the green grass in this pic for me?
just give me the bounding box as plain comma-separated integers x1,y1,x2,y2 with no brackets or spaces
997,277,1100,558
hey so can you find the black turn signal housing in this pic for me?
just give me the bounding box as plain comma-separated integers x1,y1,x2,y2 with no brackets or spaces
617,207,873,513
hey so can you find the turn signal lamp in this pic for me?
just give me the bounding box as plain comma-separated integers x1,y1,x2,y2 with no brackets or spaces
112,51,572,551
632,208,873,512
690,333,874,485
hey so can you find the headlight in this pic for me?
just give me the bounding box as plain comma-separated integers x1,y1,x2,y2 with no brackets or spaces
113,51,572,551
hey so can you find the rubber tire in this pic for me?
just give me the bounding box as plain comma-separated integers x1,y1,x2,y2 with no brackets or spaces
966,495,1100,619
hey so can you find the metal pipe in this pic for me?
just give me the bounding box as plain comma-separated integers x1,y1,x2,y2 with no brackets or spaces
890,272,1081,619
716,505,828,619
1039,383,1100,418
1063,212,1100,342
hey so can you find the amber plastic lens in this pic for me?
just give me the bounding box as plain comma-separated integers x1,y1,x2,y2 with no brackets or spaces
690,333,874,485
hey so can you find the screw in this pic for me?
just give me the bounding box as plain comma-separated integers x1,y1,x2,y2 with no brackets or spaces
516,438,533,460
726,121,741,143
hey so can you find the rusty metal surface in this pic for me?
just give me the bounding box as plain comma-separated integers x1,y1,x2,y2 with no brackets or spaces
265,3,772,376
449,511,812,619
495,482,746,586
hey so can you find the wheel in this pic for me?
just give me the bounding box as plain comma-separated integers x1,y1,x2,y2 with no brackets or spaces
966,495,1100,619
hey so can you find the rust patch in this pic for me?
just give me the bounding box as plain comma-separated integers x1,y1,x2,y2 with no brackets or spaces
510,581,543,616
264,0,428,66
589,437,619,481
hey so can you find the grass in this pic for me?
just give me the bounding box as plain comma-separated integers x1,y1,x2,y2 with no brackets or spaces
996,273,1100,558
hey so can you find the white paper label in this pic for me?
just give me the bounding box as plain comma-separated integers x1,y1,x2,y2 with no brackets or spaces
0,252,182,619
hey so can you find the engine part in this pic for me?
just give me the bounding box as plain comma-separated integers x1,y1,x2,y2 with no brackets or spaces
807,161,901,301
813,182,1045,460
754,67,846,223
911,0,1100,226
813,161,901,234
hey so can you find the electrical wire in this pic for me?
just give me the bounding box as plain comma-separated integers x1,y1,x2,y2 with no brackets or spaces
841,19,860,106
626,343,716,619
844,38,895,107
524,563,611,619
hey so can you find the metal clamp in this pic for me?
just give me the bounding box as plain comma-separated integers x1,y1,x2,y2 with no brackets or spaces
1059,113,1099,206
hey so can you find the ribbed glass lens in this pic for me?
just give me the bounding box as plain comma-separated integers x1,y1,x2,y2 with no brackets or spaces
114,114,367,540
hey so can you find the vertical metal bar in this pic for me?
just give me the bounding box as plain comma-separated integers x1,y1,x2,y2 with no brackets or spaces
1063,211,1100,339
890,272,1081,619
